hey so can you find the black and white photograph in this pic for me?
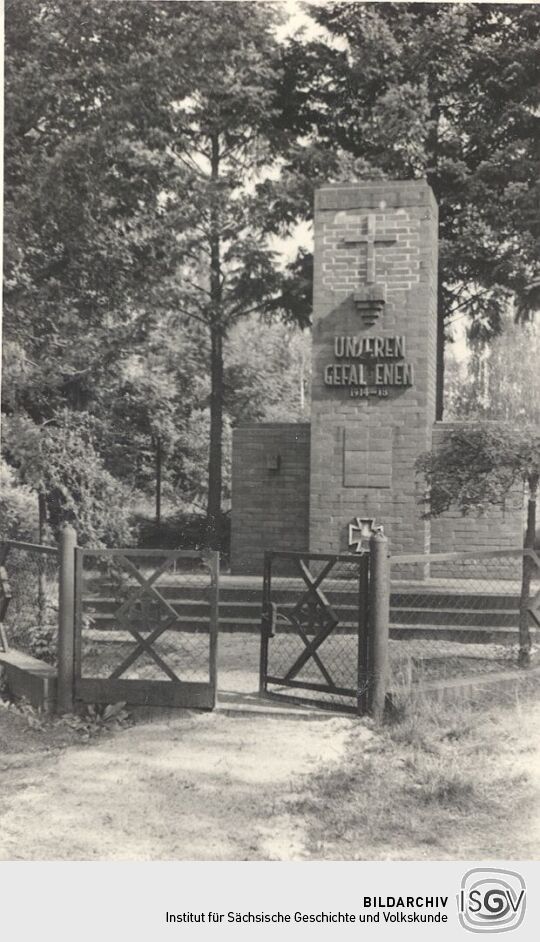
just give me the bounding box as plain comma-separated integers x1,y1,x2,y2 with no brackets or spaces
1,0,539,902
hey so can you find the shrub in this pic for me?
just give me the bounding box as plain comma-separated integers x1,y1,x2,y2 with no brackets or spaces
0,460,38,541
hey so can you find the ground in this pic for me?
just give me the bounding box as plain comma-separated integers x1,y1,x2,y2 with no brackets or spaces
0,686,539,861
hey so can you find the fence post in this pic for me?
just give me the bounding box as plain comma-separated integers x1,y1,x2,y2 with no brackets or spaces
57,525,77,713
368,530,390,723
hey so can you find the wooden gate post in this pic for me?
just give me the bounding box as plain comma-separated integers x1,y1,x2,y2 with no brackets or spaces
57,525,77,713
368,530,390,722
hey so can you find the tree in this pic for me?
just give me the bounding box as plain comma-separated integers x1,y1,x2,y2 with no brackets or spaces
3,1,307,548
105,315,208,525
2,410,134,547
163,317,310,517
445,319,539,425
416,424,540,665
132,2,307,545
278,2,540,416
225,317,311,424
3,0,180,420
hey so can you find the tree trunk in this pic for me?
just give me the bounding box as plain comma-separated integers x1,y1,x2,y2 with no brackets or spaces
207,325,224,548
37,492,47,627
206,133,223,549
299,347,305,413
436,287,445,421
426,91,444,421
155,436,162,531
518,474,538,667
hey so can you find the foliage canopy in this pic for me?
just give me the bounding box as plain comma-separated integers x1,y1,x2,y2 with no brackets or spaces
416,424,539,518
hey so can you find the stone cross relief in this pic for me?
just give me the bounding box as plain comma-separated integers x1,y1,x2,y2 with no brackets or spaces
341,213,397,323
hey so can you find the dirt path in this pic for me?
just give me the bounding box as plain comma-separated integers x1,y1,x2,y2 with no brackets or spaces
2,690,538,862
0,707,362,860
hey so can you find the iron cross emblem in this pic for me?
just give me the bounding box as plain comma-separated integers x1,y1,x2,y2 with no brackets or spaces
348,517,376,552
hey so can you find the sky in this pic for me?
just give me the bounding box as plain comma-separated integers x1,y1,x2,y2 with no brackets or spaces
275,0,327,40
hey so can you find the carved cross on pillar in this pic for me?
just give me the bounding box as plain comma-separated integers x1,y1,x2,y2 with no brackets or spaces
343,214,397,284
341,214,397,323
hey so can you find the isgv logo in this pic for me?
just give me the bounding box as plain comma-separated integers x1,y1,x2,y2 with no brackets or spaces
458,869,526,933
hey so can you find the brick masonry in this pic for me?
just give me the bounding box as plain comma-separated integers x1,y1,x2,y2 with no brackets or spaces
310,180,438,555
229,424,311,573
229,180,525,574
229,421,523,574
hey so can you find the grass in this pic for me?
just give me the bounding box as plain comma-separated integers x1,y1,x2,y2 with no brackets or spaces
285,682,540,860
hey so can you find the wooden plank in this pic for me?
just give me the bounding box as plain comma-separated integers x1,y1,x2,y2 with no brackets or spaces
3,540,58,557
80,548,205,559
118,555,186,623
0,650,57,675
76,678,214,709
526,549,540,568
0,625,9,652
392,548,527,565
528,585,540,627
269,551,365,563
0,652,57,711
0,563,12,645
388,625,522,643
266,675,357,698
262,689,360,715
283,613,339,683
111,554,188,627
0,566,12,605
109,617,181,682
283,609,336,687
294,557,338,624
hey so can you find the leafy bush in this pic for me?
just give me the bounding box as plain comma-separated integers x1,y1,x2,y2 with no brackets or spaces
2,410,136,547
135,510,231,558
0,460,38,541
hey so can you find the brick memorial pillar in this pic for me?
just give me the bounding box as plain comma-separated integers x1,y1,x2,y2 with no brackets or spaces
310,180,438,555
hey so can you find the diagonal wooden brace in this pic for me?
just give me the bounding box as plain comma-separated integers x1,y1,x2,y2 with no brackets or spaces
526,550,540,627
281,610,335,688
284,610,339,684
292,558,339,626
113,554,183,626
110,613,181,681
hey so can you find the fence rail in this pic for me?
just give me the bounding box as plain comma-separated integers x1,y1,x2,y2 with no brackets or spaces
0,540,59,559
393,547,539,565
388,546,539,689
0,540,60,663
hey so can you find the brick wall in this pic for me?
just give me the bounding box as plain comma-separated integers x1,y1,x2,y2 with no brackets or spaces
229,423,524,575
310,180,438,555
229,424,311,573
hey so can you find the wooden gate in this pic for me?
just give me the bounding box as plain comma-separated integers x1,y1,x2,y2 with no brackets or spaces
74,548,218,709
259,551,370,714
